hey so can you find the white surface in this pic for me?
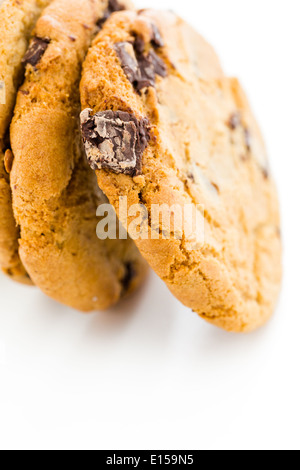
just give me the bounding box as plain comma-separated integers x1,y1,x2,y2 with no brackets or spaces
0,0,299,451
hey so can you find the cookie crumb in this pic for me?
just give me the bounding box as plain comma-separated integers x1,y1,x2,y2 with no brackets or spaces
133,175,146,185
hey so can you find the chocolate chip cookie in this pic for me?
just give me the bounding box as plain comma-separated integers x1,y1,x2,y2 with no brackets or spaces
0,0,51,283
80,10,282,331
10,0,148,312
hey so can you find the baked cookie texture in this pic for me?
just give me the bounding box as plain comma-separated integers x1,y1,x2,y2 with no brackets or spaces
0,0,51,283
80,10,282,332
10,0,147,312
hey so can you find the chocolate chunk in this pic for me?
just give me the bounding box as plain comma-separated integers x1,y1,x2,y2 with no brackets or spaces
151,23,164,48
22,37,50,67
228,112,241,130
97,0,125,28
122,262,136,292
80,109,150,176
133,35,146,55
4,149,14,174
115,40,167,92
137,50,167,90
114,42,140,84
108,0,125,12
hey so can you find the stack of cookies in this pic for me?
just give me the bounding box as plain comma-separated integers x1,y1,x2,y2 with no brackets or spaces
0,0,282,332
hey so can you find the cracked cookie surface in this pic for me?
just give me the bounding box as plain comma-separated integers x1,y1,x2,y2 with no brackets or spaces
0,0,52,284
80,9,282,332
10,0,147,312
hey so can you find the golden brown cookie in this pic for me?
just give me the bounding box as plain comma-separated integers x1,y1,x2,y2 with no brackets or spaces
0,0,52,284
10,0,147,312
80,9,282,331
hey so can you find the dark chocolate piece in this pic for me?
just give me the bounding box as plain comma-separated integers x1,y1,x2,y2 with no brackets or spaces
122,262,136,292
81,109,150,176
114,43,140,84
151,23,164,48
137,50,167,90
133,35,145,55
115,39,167,92
22,37,50,67
108,0,125,12
97,0,125,28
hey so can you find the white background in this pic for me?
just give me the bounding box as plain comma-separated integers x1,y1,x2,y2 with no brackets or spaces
0,0,299,451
